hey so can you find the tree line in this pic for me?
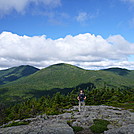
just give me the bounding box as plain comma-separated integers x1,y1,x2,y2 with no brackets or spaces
0,87,134,126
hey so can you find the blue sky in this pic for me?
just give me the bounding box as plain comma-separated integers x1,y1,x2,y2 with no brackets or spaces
0,0,134,70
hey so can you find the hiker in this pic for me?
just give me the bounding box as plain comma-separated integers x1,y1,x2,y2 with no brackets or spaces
77,90,86,112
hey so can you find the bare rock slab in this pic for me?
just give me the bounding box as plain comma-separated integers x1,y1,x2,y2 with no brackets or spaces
0,119,74,134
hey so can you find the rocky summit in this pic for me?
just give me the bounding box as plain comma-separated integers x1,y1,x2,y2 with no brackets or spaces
0,105,134,134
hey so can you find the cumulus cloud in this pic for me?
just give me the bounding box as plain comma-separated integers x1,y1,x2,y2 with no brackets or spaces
0,0,61,16
0,32,134,70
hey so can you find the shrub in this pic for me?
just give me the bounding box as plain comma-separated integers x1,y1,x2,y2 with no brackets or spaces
93,119,110,126
72,126,84,133
90,119,110,133
90,124,108,133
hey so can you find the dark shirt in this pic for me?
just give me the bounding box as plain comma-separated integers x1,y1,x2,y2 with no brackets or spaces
78,93,86,101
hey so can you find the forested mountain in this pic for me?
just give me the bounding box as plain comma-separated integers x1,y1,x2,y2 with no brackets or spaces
0,65,39,85
102,67,131,76
0,63,134,126
0,63,134,105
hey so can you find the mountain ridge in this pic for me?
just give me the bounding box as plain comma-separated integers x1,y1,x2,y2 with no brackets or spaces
102,67,130,76
0,63,134,105
0,65,39,85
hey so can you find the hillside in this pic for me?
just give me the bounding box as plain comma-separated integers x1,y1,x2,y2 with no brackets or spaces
0,63,134,104
0,65,39,85
102,67,131,76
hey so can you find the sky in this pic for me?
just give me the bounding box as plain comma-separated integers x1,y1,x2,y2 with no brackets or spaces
0,0,134,70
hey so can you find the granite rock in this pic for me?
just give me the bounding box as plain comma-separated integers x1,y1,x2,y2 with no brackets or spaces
0,105,133,134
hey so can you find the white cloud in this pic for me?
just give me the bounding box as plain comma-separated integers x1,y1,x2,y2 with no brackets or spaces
0,0,28,16
76,11,98,24
0,0,61,16
0,32,134,70
76,12,89,23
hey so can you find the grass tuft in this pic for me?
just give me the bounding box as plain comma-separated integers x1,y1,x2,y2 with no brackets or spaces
3,121,30,128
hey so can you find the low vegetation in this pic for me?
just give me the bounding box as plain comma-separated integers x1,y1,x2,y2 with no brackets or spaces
0,87,133,126
90,119,110,133
67,120,84,133
72,126,84,133
3,121,30,128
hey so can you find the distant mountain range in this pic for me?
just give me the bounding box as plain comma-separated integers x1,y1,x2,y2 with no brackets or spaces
0,63,134,105
0,65,39,85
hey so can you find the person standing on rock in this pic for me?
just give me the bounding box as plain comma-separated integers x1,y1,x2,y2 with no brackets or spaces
77,90,86,112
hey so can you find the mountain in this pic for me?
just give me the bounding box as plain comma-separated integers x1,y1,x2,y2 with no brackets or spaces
102,67,130,76
0,63,134,105
0,65,39,85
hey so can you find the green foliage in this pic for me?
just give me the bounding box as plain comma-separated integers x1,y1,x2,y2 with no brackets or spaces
0,92,72,125
90,124,108,133
72,126,84,133
1,63,134,105
110,102,134,111
90,119,110,133
3,121,30,128
93,119,110,126
103,67,130,76
0,87,133,126
85,88,134,105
